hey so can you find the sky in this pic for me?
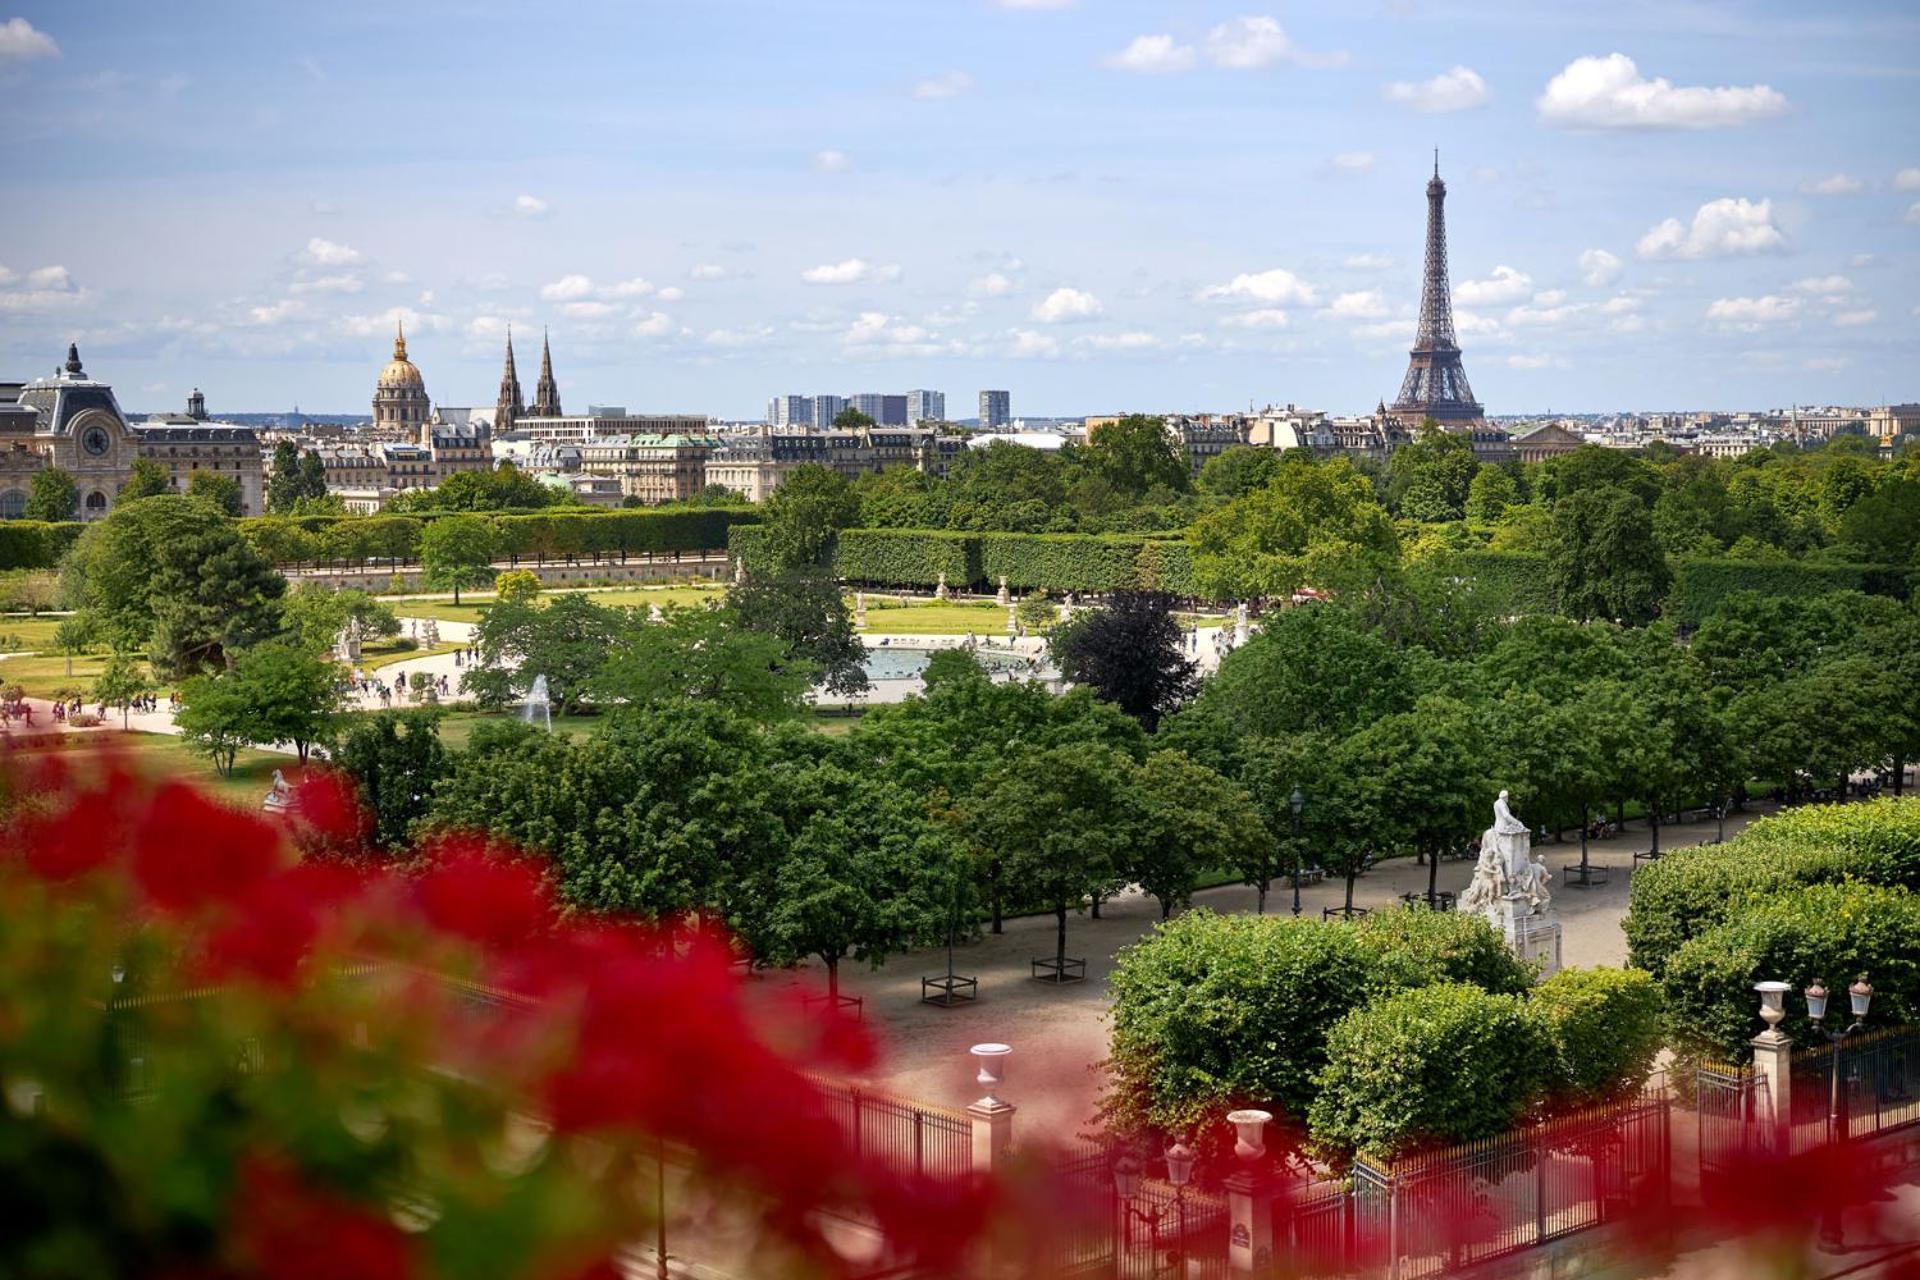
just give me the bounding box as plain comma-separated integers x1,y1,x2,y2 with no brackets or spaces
0,1,1915,419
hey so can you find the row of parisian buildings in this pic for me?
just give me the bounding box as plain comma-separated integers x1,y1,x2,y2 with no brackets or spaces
3,336,1914,523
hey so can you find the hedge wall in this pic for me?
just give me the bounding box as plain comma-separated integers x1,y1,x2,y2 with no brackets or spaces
1665,557,1914,627
1624,797,1920,978
836,529,977,587
0,521,86,571
239,507,757,567
976,533,1144,593
1450,551,1557,617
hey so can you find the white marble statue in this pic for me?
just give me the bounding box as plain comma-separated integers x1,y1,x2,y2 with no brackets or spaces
996,576,1010,607
263,768,293,814
1459,789,1563,977
935,572,950,601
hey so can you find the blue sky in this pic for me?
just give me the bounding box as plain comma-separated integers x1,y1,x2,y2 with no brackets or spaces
0,0,1915,417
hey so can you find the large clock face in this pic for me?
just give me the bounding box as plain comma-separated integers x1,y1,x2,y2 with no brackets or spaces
81,425,110,457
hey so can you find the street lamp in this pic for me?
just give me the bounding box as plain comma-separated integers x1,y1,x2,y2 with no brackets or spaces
1113,1141,1196,1273
1289,787,1305,917
1807,976,1872,1249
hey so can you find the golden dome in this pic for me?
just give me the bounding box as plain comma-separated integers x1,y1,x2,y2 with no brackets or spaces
377,322,426,391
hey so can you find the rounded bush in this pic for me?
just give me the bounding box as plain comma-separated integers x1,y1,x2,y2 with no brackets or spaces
1660,881,1920,1058
1350,907,1535,998
1307,983,1555,1164
1533,967,1664,1102
1625,797,1920,977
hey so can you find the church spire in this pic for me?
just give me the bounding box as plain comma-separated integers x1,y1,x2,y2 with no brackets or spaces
531,327,562,417
393,317,408,361
495,326,525,429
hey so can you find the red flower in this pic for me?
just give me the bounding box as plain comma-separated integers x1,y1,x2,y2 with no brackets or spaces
201,863,363,987
133,783,282,913
413,839,551,950
233,1157,414,1280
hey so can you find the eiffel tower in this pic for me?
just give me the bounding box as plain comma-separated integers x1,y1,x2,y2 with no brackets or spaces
1391,153,1484,427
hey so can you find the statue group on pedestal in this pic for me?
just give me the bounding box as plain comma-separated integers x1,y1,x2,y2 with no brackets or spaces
1457,789,1552,917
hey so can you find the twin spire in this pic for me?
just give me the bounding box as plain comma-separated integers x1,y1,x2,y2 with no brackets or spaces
494,326,562,426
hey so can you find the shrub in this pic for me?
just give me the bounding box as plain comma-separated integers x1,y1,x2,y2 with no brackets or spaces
0,520,85,571
1533,967,1664,1102
1625,798,1920,976
1350,907,1535,997
836,529,976,587
1665,558,1913,628
1661,881,1920,1058
1307,983,1556,1164
977,532,1143,593
1450,550,1557,616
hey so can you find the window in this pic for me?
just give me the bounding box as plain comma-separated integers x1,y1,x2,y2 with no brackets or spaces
0,489,25,519
84,490,108,512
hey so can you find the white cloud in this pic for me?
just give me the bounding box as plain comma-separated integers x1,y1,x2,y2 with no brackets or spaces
540,273,596,301
1344,253,1393,271
1010,329,1061,358
1506,300,1585,328
0,264,85,313
1532,289,1567,307
913,70,974,100
1384,66,1489,114
1104,35,1196,74
512,194,550,218
845,311,930,346
812,149,851,174
1636,197,1785,259
1790,275,1853,298
1706,295,1800,328
0,17,58,63
1832,309,1877,328
1218,309,1292,330
288,273,363,295
303,237,362,267
26,265,70,291
605,277,655,298
1329,151,1375,174
1579,248,1622,287
1506,354,1566,370
633,312,673,337
1204,16,1312,69
1454,265,1532,306
1537,54,1787,130
1324,290,1389,319
248,300,301,326
689,264,728,281
1353,318,1416,342
1906,201,1920,225
562,301,617,319
1599,295,1642,315
1804,356,1850,372
1077,331,1162,351
1201,267,1318,306
1213,307,1290,330
702,325,774,349
970,272,1017,297
1032,286,1103,322
655,286,685,302
1891,168,1920,192
1799,174,1863,196
800,258,899,285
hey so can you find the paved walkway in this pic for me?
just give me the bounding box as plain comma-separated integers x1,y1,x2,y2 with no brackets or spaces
745,806,1776,1136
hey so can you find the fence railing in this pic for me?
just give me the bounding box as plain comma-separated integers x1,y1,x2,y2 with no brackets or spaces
802,1074,974,1184
1791,1025,1920,1150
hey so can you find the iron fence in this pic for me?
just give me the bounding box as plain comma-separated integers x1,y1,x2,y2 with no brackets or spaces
1117,1179,1229,1280
1350,1091,1669,1280
1694,1059,1759,1183
1048,1139,1121,1279
1792,1025,1920,1151
804,1076,974,1183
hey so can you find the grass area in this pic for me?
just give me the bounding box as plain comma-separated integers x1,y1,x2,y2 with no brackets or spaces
392,584,724,625
858,601,1010,636
0,615,71,654
0,652,140,700
360,641,462,672
8,731,295,808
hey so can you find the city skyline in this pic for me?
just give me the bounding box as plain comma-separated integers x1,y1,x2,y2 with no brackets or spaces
0,2,1916,416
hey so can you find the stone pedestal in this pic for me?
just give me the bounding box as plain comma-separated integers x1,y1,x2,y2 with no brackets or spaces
967,1099,1015,1174
1224,1170,1273,1273
1750,1028,1793,1155
1494,896,1562,979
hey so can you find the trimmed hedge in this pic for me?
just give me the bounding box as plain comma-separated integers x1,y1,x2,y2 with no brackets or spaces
1307,983,1556,1163
1624,798,1920,977
1533,967,1664,1103
1348,906,1535,998
836,529,976,587
241,507,757,567
1666,557,1914,627
976,532,1143,593
1450,550,1557,616
0,521,86,571
1661,881,1920,1058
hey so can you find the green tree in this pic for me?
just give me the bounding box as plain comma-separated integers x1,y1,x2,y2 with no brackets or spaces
1079,415,1192,496
738,756,959,1003
120,458,173,502
26,467,77,522
266,440,303,514
62,495,285,678
831,407,877,429
1190,455,1400,599
185,470,243,516
295,450,329,503
333,708,451,851
1464,466,1520,524
179,641,342,763
493,568,541,605
965,742,1135,976
759,464,857,573
1534,445,1661,506
92,652,152,730
1387,424,1479,522
1128,750,1267,918
464,592,626,715
591,605,813,724
1198,445,1282,500
280,584,399,656
1048,590,1195,731
418,514,497,605
1546,485,1671,624
727,568,867,696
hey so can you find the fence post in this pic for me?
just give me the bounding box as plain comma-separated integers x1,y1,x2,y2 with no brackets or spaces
1223,1109,1276,1274
966,1043,1015,1176
1750,1024,1793,1156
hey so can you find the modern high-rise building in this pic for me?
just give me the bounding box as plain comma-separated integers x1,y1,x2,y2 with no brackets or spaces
811,394,848,429
766,394,810,427
846,393,908,425
907,389,945,424
979,389,1011,429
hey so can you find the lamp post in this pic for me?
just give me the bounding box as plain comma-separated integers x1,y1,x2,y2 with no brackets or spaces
1114,1141,1196,1276
1289,786,1305,917
1807,977,1872,1249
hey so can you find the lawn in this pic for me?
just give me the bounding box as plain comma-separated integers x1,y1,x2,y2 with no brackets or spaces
9,731,295,808
361,641,463,672
0,652,148,700
391,584,724,625
0,615,72,654
857,600,1011,636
